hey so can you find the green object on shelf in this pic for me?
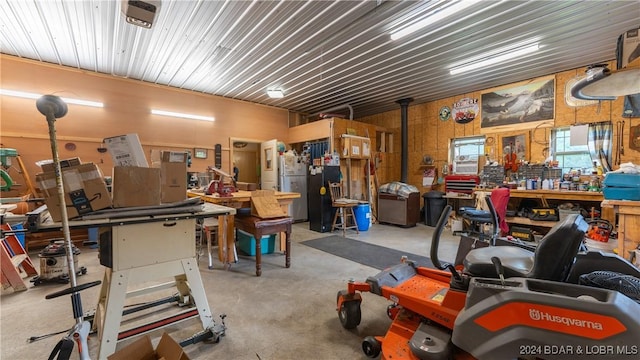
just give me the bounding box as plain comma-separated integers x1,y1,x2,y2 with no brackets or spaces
0,148,18,167
1,169,13,191
0,148,18,191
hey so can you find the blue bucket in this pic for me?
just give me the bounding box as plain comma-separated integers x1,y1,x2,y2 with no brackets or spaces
354,204,371,231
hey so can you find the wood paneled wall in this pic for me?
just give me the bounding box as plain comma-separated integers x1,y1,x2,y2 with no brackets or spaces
357,60,640,202
0,55,289,191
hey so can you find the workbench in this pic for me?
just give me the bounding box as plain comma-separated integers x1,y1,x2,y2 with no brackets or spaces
475,189,614,228
30,201,235,359
187,190,300,268
502,189,605,207
601,199,640,259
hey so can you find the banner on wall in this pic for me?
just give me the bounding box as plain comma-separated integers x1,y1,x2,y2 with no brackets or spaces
452,97,479,124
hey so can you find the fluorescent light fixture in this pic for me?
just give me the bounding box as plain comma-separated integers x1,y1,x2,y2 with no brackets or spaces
151,109,215,122
62,98,104,108
0,89,40,99
0,88,104,108
267,89,284,98
449,43,540,75
390,1,479,41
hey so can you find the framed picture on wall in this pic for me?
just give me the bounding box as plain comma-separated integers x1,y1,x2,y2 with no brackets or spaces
500,133,529,163
480,75,555,131
194,148,207,159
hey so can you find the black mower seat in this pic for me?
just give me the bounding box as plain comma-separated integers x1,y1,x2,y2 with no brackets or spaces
464,246,533,278
463,214,588,282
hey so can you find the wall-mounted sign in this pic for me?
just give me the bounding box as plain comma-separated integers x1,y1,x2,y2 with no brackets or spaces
452,97,479,124
438,106,451,121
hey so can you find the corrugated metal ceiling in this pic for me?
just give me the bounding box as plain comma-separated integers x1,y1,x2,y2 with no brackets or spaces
1,0,638,119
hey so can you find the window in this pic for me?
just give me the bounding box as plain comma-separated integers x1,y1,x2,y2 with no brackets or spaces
450,136,485,174
552,127,592,174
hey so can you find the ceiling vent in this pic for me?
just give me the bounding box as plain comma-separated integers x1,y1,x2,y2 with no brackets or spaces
121,1,159,29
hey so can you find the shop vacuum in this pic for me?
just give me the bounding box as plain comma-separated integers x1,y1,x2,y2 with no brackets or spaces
31,239,87,285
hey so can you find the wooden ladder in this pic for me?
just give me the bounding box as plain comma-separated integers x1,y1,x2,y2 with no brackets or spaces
1,223,38,291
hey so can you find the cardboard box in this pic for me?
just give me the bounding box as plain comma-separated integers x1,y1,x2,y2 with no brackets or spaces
104,133,149,167
36,163,112,222
108,332,190,360
159,151,187,203
618,26,640,69
112,166,161,208
150,149,162,168
39,157,82,172
236,182,257,191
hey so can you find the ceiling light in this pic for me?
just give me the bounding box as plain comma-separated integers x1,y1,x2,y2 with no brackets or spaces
267,89,284,98
0,89,104,108
449,43,540,75
390,1,479,41
122,0,159,29
151,109,215,122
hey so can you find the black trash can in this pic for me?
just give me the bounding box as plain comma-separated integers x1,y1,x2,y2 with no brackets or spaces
423,191,446,226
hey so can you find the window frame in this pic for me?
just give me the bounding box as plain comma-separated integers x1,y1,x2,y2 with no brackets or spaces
551,126,592,174
449,135,485,175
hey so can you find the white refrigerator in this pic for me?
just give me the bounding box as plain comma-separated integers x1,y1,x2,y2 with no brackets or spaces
278,155,308,222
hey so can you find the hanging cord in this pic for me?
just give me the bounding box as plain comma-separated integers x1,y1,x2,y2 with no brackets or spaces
27,328,71,343
532,121,552,145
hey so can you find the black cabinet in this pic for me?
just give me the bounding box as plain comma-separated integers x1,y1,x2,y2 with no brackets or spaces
308,166,340,232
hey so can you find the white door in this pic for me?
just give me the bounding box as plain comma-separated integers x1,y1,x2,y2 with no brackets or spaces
260,139,278,191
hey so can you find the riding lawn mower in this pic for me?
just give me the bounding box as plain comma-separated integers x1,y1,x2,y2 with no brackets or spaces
336,205,640,360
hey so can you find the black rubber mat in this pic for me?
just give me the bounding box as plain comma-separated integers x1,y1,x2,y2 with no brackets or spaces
301,235,433,270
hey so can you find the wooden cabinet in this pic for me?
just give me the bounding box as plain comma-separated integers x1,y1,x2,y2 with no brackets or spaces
601,199,640,259
341,134,370,159
377,192,421,227
339,134,372,201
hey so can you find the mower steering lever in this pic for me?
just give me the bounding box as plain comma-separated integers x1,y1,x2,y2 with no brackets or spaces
491,257,505,286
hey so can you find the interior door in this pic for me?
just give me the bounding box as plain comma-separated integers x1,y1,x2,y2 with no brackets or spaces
260,139,278,191
233,150,258,183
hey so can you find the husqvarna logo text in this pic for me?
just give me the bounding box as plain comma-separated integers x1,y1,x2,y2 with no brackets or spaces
529,308,603,330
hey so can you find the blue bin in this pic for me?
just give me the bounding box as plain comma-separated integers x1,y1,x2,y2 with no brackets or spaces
354,204,371,231
237,229,276,256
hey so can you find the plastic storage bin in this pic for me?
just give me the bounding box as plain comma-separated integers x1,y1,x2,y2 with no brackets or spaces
237,229,276,256
353,203,371,231
603,173,640,200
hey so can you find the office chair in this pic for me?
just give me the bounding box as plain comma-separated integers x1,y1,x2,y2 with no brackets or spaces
328,181,359,236
461,187,510,243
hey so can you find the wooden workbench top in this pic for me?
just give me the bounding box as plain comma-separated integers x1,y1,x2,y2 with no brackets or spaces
188,190,301,209
601,199,640,207
188,189,300,201
477,188,604,201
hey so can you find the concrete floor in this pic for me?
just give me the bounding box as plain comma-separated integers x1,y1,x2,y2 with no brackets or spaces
1,221,462,360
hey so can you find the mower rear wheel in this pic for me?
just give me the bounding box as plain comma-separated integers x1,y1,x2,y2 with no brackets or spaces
338,300,361,329
362,336,381,358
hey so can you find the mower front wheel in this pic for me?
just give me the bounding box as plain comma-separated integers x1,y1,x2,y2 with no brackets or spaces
337,291,361,329
362,336,381,358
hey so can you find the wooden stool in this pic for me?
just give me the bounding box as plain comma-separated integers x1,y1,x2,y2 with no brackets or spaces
234,215,293,276
201,218,218,268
